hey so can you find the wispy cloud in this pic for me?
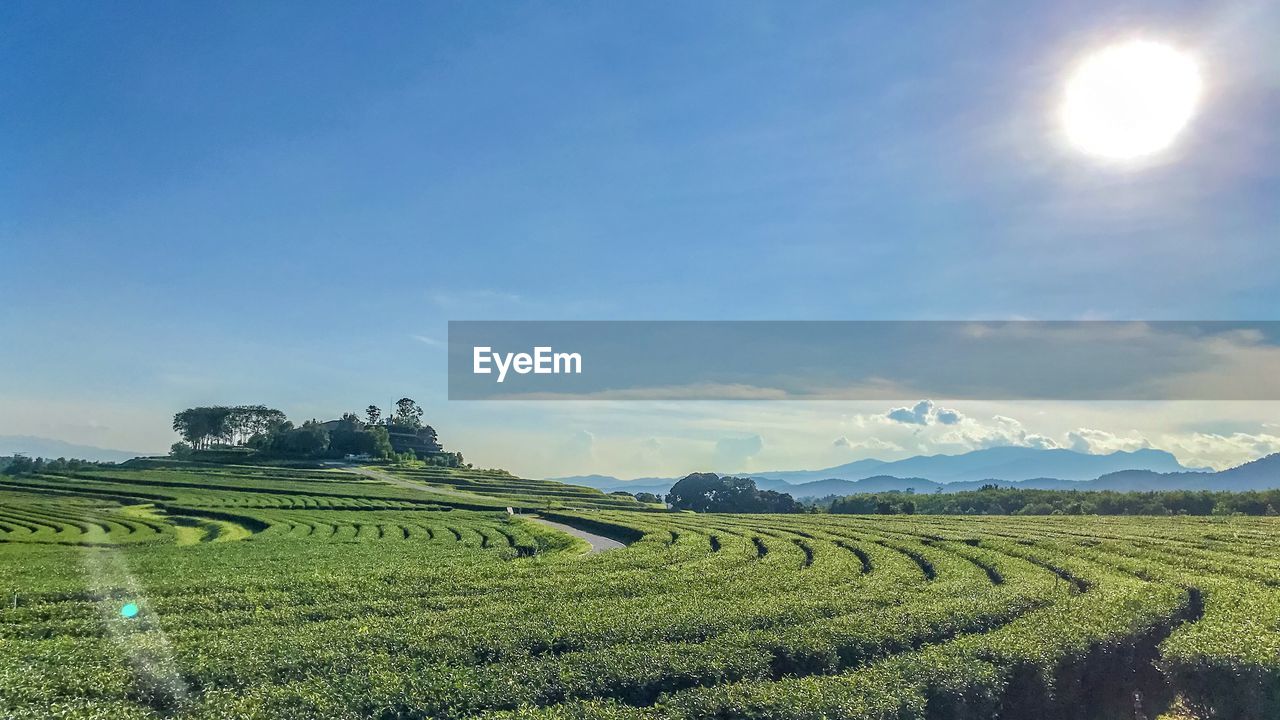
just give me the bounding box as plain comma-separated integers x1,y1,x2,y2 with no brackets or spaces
428,289,524,309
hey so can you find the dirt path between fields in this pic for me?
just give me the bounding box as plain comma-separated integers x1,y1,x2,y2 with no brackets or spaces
529,517,625,554
342,465,624,553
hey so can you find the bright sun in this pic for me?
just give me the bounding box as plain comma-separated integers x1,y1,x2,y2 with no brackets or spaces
1062,40,1202,161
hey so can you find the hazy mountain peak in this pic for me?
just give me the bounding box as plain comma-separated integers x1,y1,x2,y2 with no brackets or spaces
752,446,1199,485
555,445,1221,496
0,435,152,463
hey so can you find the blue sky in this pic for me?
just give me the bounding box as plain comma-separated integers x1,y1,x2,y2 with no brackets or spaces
3,1,1278,476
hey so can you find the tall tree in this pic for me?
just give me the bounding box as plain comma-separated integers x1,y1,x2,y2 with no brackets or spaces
367,425,393,459
204,407,234,446
365,405,382,427
227,406,252,445
173,408,223,449
276,421,329,456
172,409,200,448
392,398,423,428
251,407,287,436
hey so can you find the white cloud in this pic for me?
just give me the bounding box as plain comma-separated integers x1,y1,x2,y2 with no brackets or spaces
931,414,1060,451
1066,427,1152,454
886,399,965,427
887,400,933,425
863,402,1278,470
1160,431,1280,470
834,435,901,452
935,407,963,425
1024,434,1060,450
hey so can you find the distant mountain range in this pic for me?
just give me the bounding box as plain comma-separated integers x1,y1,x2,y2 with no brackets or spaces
0,435,153,463
550,447,1280,499
753,447,1204,484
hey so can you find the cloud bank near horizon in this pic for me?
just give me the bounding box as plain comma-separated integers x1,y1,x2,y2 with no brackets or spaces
5,396,1280,481
441,398,1280,479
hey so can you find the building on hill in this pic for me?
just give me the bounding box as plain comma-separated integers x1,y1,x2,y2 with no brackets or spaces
319,419,362,433
315,415,452,462
387,424,443,457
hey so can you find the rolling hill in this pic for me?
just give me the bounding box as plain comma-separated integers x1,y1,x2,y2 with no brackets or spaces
0,435,153,463
554,447,1277,499
752,446,1202,485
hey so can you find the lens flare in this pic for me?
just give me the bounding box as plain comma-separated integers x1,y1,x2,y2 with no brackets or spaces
120,602,139,619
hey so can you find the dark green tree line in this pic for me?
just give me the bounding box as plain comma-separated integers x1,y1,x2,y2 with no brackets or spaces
2,456,113,476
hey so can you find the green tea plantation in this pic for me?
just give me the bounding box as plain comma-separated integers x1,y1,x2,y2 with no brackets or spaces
1,462,1277,719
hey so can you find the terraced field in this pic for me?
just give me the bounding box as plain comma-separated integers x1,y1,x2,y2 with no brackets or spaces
387,466,646,510
0,463,1276,719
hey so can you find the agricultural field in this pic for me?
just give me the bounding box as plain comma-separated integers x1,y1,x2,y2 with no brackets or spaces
1,463,1277,719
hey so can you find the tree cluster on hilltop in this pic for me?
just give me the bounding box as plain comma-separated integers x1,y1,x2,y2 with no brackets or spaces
171,406,286,449
665,473,800,513
170,398,462,465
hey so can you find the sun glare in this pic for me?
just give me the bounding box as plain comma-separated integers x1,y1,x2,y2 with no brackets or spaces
1062,40,1202,161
